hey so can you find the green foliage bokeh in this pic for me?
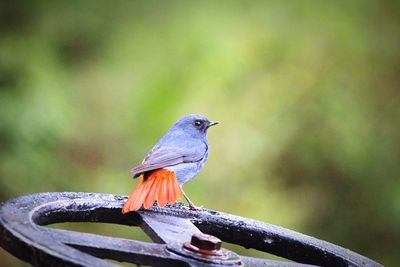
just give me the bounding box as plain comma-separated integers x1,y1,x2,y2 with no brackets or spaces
1,1,399,266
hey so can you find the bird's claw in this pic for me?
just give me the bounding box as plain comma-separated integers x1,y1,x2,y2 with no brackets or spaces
189,204,204,210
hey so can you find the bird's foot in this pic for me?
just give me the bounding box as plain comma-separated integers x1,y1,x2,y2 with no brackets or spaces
188,204,204,210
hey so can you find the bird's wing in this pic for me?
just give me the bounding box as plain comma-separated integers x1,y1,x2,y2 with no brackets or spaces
129,145,206,177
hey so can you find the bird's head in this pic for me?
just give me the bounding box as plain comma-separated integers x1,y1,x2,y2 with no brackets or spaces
173,114,219,138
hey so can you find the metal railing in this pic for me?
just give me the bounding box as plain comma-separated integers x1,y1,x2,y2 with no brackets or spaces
0,192,382,266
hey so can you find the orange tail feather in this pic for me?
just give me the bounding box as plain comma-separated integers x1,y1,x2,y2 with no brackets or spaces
144,178,158,209
157,174,168,207
122,178,144,213
122,169,183,213
167,174,176,203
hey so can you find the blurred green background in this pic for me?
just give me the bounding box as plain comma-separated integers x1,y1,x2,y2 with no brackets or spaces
1,1,399,266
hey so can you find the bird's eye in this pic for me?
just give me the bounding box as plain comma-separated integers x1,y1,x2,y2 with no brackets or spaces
194,120,202,127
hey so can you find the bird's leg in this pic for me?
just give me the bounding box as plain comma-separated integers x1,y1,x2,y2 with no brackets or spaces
181,186,203,210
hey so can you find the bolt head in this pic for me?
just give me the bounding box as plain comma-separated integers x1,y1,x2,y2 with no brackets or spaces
190,233,222,251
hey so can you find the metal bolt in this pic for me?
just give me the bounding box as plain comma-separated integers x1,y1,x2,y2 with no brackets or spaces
183,233,225,257
191,233,222,251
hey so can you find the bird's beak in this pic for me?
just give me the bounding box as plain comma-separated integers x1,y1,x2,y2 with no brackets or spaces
207,120,219,128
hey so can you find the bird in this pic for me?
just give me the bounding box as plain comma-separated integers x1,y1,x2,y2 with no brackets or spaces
122,114,219,213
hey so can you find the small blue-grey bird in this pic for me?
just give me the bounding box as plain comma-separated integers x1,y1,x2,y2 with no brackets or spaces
122,114,219,213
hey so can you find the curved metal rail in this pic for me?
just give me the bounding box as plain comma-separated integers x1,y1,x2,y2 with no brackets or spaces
0,192,382,266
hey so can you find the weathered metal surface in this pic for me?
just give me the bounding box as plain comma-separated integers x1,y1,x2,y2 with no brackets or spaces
140,211,202,244
0,192,382,267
